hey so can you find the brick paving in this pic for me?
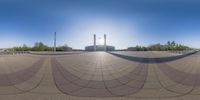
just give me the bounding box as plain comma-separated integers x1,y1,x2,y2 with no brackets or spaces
0,51,199,100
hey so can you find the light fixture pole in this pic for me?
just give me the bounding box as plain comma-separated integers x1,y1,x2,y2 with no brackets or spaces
54,32,56,52
104,34,106,51
94,34,96,51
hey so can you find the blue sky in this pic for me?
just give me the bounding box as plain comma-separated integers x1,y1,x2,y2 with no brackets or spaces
0,0,200,49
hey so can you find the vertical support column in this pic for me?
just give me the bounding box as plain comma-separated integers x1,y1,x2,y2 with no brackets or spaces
104,34,106,51
54,32,56,52
94,34,96,51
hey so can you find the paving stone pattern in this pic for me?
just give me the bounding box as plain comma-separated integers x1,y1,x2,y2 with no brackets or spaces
0,51,199,100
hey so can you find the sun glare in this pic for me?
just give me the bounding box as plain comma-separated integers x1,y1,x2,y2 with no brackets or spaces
98,38,104,45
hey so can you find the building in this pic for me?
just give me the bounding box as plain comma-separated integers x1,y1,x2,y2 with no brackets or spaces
85,45,115,51
85,34,115,51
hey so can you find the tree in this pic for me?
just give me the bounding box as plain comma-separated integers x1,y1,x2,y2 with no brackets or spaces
8,42,72,51
127,47,137,51
171,41,176,47
56,44,72,51
149,44,162,51
32,42,48,51
167,41,171,46
127,41,191,51
22,44,31,51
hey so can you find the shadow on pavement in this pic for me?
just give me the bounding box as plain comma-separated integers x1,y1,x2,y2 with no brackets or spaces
108,51,198,63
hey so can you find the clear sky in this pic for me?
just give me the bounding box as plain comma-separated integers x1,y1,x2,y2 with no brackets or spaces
0,0,200,49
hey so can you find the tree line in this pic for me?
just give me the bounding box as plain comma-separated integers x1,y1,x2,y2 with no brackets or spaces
8,42,72,51
127,41,192,51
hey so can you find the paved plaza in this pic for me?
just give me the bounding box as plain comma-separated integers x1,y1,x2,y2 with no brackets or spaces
0,51,200,100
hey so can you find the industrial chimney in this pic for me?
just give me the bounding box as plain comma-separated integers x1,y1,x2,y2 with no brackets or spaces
104,34,106,51
94,34,96,51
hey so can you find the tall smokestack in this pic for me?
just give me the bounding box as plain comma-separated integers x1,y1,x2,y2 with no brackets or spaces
104,34,106,51
54,32,56,52
94,34,96,51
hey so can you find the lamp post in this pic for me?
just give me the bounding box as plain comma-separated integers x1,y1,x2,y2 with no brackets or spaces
104,34,106,51
94,34,96,51
54,32,56,52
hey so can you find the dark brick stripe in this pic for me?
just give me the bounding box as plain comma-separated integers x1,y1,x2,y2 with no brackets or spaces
0,58,44,86
51,58,148,97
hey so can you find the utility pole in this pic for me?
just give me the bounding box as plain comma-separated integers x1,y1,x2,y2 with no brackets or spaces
94,34,96,51
54,32,56,52
104,34,107,51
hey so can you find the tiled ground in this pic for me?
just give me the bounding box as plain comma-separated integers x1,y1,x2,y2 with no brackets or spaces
0,51,200,100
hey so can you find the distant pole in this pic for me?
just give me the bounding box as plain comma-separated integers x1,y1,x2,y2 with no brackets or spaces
94,34,96,51
104,34,106,51
54,32,56,52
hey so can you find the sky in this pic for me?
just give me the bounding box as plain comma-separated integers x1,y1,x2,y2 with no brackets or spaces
0,0,200,49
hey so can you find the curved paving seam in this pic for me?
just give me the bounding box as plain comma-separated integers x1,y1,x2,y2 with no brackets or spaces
158,63,200,86
52,58,93,87
153,57,200,98
0,58,44,86
52,58,114,97
153,65,196,99
104,62,148,97
110,63,147,86
108,51,198,63
51,58,88,96
0,58,46,95
109,51,200,95
11,58,48,94
51,57,148,97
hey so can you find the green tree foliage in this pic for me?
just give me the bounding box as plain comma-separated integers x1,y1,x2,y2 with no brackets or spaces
127,41,191,51
148,44,163,51
10,42,72,51
56,44,72,51
32,42,50,51
13,44,32,51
